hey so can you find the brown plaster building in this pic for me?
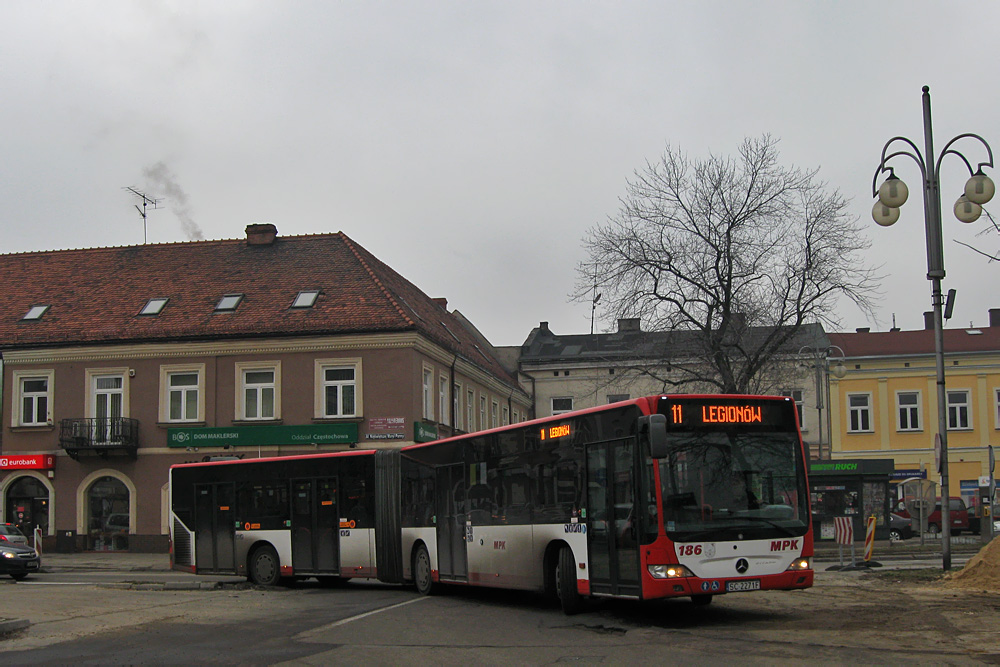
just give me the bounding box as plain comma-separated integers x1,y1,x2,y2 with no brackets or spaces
0,225,528,552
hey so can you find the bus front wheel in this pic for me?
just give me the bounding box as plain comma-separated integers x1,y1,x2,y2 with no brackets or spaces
249,544,281,586
556,546,584,615
691,594,713,606
413,544,435,596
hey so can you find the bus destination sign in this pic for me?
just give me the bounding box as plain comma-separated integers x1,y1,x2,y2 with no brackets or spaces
659,397,794,430
540,424,571,441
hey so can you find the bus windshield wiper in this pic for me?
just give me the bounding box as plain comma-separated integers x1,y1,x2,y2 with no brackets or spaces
737,515,801,536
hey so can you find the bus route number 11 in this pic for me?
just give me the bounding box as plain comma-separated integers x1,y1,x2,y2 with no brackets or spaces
671,404,683,423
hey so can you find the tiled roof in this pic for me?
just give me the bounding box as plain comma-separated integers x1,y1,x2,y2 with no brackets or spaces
519,322,830,362
829,325,1000,358
0,230,519,386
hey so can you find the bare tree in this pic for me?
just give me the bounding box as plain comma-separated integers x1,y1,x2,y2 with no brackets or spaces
954,209,999,262
576,135,878,394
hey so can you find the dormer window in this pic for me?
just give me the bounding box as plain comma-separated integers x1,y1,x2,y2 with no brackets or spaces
139,297,169,316
291,290,320,309
215,294,244,312
22,305,50,321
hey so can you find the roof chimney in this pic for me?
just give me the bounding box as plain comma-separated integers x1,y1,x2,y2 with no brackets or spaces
432,298,448,310
246,223,277,246
617,318,641,332
923,311,934,330
990,308,1000,328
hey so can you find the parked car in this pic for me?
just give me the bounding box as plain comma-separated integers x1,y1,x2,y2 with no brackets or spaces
0,543,41,580
967,505,981,535
896,497,969,535
0,523,29,546
889,513,914,542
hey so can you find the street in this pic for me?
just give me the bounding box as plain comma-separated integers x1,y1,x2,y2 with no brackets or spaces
2,564,999,665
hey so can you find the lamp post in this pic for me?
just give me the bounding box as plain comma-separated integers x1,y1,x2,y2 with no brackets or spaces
798,345,847,460
872,86,995,571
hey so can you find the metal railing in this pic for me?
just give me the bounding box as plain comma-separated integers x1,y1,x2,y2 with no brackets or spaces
59,418,139,459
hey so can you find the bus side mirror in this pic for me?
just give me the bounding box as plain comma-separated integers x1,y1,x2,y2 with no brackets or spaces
639,414,668,459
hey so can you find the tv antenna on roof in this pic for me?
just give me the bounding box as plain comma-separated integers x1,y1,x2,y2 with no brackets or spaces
124,186,162,244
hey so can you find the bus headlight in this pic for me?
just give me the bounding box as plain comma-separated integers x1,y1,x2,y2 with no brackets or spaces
785,558,811,571
648,564,695,579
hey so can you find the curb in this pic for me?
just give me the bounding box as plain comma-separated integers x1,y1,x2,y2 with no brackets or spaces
0,618,30,637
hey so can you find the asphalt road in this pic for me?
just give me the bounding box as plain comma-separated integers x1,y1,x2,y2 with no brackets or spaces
2,566,998,665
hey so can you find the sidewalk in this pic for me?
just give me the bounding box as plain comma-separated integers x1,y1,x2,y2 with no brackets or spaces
37,550,172,573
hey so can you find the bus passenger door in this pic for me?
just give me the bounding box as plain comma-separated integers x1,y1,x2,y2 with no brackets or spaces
291,478,339,574
291,480,315,572
194,483,235,573
314,478,338,573
436,463,468,581
586,439,641,597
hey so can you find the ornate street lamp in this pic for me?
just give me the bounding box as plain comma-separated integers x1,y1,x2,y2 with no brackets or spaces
871,86,994,571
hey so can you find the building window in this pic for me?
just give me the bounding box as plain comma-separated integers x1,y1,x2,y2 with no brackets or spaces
215,294,244,312
422,367,434,421
896,391,921,431
139,297,169,316
502,406,510,426
168,372,200,422
480,395,487,429
322,366,357,418
607,394,630,404
438,375,449,426
491,400,499,428
237,362,280,421
17,374,52,426
996,388,1000,430
467,388,475,431
291,290,320,308
552,397,573,416
22,305,50,321
453,383,462,430
947,390,970,430
847,393,872,433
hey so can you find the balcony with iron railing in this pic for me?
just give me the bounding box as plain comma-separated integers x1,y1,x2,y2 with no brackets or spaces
59,418,139,460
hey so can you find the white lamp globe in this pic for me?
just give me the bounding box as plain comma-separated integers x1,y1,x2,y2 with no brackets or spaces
878,175,909,208
964,170,995,205
873,201,900,226
954,195,982,223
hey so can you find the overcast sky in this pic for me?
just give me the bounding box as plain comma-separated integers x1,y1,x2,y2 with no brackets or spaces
3,2,998,346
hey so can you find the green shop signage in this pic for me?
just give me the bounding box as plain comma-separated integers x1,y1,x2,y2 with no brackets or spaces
414,421,438,443
168,423,359,448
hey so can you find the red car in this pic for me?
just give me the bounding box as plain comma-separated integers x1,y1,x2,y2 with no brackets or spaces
895,497,969,536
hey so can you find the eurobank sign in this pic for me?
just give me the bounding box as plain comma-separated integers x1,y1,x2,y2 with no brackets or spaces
0,455,56,470
168,424,358,448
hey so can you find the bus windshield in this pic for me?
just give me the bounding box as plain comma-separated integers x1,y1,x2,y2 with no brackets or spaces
658,430,809,541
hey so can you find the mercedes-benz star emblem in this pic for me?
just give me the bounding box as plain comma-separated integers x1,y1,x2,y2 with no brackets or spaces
735,558,749,574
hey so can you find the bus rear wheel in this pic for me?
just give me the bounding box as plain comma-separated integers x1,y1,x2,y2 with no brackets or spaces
413,544,435,596
556,545,584,615
249,544,280,586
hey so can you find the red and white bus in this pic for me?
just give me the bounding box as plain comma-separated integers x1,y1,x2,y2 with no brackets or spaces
170,395,813,613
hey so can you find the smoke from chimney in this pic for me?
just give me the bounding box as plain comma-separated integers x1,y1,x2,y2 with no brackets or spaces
143,162,204,241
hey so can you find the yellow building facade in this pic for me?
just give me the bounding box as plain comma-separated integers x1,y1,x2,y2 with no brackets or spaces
828,310,1000,508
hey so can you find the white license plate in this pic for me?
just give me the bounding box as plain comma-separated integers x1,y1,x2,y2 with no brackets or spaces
726,579,761,593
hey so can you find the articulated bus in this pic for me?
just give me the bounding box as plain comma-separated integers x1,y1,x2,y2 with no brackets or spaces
169,395,814,613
